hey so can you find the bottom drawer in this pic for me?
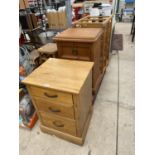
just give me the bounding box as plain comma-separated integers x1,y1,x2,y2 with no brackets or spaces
40,112,76,136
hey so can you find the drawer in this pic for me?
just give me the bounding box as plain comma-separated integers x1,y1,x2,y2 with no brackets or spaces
59,44,91,61
29,86,73,105
40,112,76,136
34,98,74,119
61,45,78,60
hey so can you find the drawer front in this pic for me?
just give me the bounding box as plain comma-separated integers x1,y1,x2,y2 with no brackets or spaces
58,42,91,61
40,112,76,136
29,86,73,105
61,45,78,60
34,98,74,119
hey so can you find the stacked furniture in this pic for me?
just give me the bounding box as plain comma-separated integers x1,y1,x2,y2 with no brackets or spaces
73,15,113,67
53,28,104,102
22,58,94,145
22,15,113,144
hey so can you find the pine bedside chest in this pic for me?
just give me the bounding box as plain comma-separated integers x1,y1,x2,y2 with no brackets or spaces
22,58,94,145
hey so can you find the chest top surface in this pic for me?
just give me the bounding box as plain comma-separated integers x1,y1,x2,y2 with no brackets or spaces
22,58,94,94
53,28,103,42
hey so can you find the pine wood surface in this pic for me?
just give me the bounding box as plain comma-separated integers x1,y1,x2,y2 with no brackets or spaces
22,58,94,94
23,54,94,145
53,28,103,42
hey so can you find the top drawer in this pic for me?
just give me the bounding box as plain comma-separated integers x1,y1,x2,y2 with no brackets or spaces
28,86,73,105
57,42,91,61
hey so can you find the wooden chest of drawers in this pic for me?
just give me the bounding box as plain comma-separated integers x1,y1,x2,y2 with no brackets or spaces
53,28,104,101
22,58,94,145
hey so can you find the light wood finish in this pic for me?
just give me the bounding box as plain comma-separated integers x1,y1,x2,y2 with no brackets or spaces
37,43,58,63
38,43,57,54
53,28,103,101
53,28,103,42
23,58,93,94
46,12,59,29
73,71,92,136
22,58,94,145
40,106,93,145
19,0,29,9
46,12,67,29
28,86,73,105
40,112,76,136
34,97,74,119
73,15,113,67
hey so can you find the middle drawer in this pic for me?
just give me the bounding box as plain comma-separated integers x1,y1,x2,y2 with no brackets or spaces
34,97,75,119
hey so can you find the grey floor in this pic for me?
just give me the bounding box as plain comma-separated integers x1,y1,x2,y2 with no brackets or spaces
19,23,135,155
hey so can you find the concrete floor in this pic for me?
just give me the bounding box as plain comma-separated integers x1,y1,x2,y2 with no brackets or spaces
19,23,135,155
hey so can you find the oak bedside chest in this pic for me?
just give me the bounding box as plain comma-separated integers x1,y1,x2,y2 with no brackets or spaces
53,28,104,101
22,58,94,145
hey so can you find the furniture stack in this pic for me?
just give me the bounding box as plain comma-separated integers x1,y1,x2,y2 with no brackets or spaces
22,15,113,145
53,27,103,101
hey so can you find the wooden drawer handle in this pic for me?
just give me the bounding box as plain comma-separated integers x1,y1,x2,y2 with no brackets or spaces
48,107,61,113
44,92,58,98
53,121,64,128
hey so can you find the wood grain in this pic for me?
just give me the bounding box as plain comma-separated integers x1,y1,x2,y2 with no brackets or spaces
38,43,57,54
40,111,76,136
54,29,103,100
22,58,94,94
73,70,92,136
23,58,94,145
28,86,73,105
72,15,113,69
34,97,75,119
40,106,93,145
53,28,103,42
